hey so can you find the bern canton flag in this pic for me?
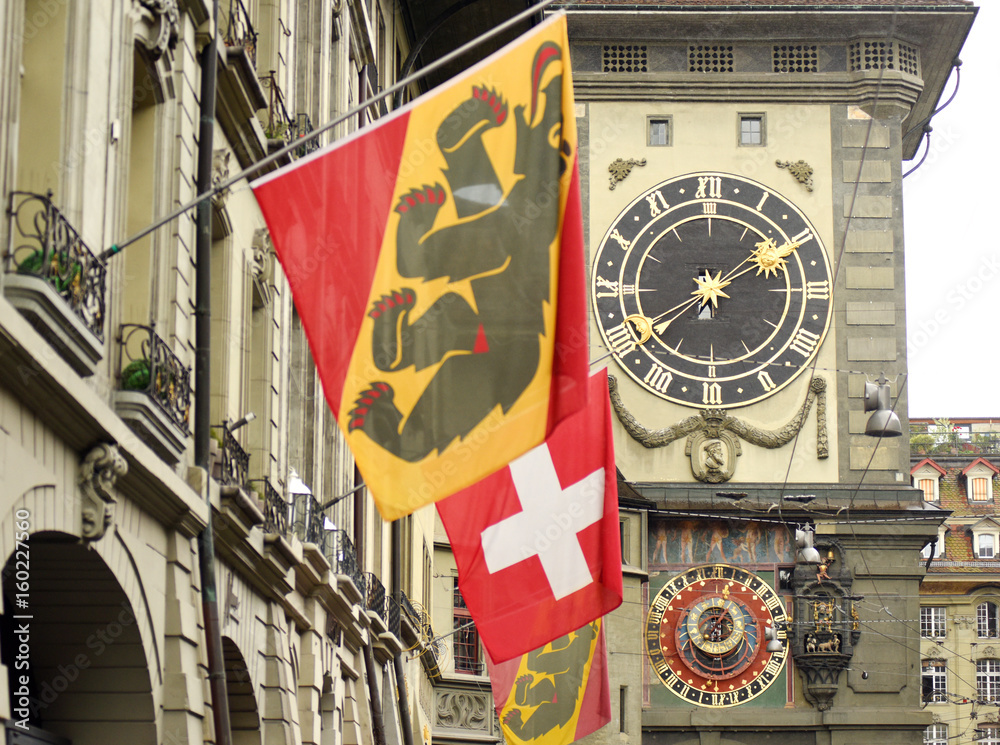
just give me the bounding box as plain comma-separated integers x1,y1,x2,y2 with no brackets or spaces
437,370,622,663
251,15,587,521
488,619,611,745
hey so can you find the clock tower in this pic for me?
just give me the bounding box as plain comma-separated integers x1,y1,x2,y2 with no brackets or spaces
563,1,976,742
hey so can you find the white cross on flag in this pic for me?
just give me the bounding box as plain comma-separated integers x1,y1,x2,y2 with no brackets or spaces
437,370,622,663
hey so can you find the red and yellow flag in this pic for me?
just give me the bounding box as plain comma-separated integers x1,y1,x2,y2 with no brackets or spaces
252,15,587,521
488,619,611,745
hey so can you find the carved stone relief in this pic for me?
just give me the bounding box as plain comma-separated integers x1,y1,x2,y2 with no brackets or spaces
435,690,490,731
608,374,828,483
251,229,274,283
134,0,180,60
212,150,232,209
79,443,127,542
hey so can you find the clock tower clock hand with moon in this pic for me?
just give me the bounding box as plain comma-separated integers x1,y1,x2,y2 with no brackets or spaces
592,172,833,408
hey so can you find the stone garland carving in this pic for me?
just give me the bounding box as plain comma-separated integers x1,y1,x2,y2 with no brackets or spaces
608,158,646,190
776,159,815,192
135,0,180,60
436,691,490,731
79,443,128,542
608,375,828,483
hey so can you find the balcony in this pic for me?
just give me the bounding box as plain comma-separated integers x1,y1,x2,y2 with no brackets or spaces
4,191,106,375
400,591,442,679
212,424,250,490
911,430,1000,457
222,0,257,66
250,478,289,535
291,113,321,158
114,323,191,464
217,0,267,169
260,71,294,167
290,493,358,574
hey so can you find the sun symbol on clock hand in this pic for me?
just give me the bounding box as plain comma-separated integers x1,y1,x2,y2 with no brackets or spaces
691,271,732,308
751,237,800,278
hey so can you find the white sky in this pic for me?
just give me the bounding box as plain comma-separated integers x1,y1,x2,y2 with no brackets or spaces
902,3,1000,418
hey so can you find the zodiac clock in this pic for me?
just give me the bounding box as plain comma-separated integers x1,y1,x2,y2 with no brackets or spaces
592,171,833,408
645,564,789,707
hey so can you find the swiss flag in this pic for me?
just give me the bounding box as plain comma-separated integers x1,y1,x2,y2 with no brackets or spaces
437,370,622,663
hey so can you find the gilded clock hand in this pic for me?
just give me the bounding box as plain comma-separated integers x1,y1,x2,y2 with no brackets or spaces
751,237,801,278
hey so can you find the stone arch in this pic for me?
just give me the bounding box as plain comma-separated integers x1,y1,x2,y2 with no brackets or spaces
0,484,164,695
1,531,156,745
223,636,262,745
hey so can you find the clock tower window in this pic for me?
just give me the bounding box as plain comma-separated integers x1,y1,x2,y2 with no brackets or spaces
648,117,671,147
739,114,765,146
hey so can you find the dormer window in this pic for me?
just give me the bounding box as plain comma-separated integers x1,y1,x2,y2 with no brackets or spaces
973,519,1000,559
911,459,946,503
964,460,999,503
980,534,996,559
972,477,992,502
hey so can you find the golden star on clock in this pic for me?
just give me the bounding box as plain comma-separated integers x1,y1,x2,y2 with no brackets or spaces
691,271,731,308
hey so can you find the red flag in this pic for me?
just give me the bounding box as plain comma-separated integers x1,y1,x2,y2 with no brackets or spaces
488,619,611,745
251,15,587,521
437,370,622,662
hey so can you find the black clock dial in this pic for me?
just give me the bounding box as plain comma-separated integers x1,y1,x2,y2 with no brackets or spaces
646,564,788,707
592,172,833,408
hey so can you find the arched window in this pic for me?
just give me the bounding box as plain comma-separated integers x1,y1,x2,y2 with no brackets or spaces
979,602,999,638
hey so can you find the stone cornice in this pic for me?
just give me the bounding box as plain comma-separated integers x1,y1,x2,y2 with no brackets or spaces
574,72,922,111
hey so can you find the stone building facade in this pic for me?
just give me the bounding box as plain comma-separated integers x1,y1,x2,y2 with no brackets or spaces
0,1,463,744
563,2,975,744
913,418,1000,745
0,1,982,744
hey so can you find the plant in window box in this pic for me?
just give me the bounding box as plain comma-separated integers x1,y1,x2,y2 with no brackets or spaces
264,120,289,142
120,357,152,391
17,250,83,301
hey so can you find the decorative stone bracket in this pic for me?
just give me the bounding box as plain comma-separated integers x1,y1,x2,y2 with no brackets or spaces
79,443,128,542
608,375,828,483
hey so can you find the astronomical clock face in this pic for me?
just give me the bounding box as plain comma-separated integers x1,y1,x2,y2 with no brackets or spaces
592,172,832,408
646,564,788,707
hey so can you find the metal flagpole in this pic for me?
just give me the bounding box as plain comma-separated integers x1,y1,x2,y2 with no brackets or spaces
98,0,559,262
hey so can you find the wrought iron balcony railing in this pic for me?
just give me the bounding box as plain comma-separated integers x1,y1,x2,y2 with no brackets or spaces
387,593,401,637
329,529,364,591
910,430,1000,456
260,71,294,144
212,425,250,489
363,571,388,623
6,191,107,340
117,324,192,432
249,478,289,535
291,492,326,547
292,113,321,158
222,0,257,66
